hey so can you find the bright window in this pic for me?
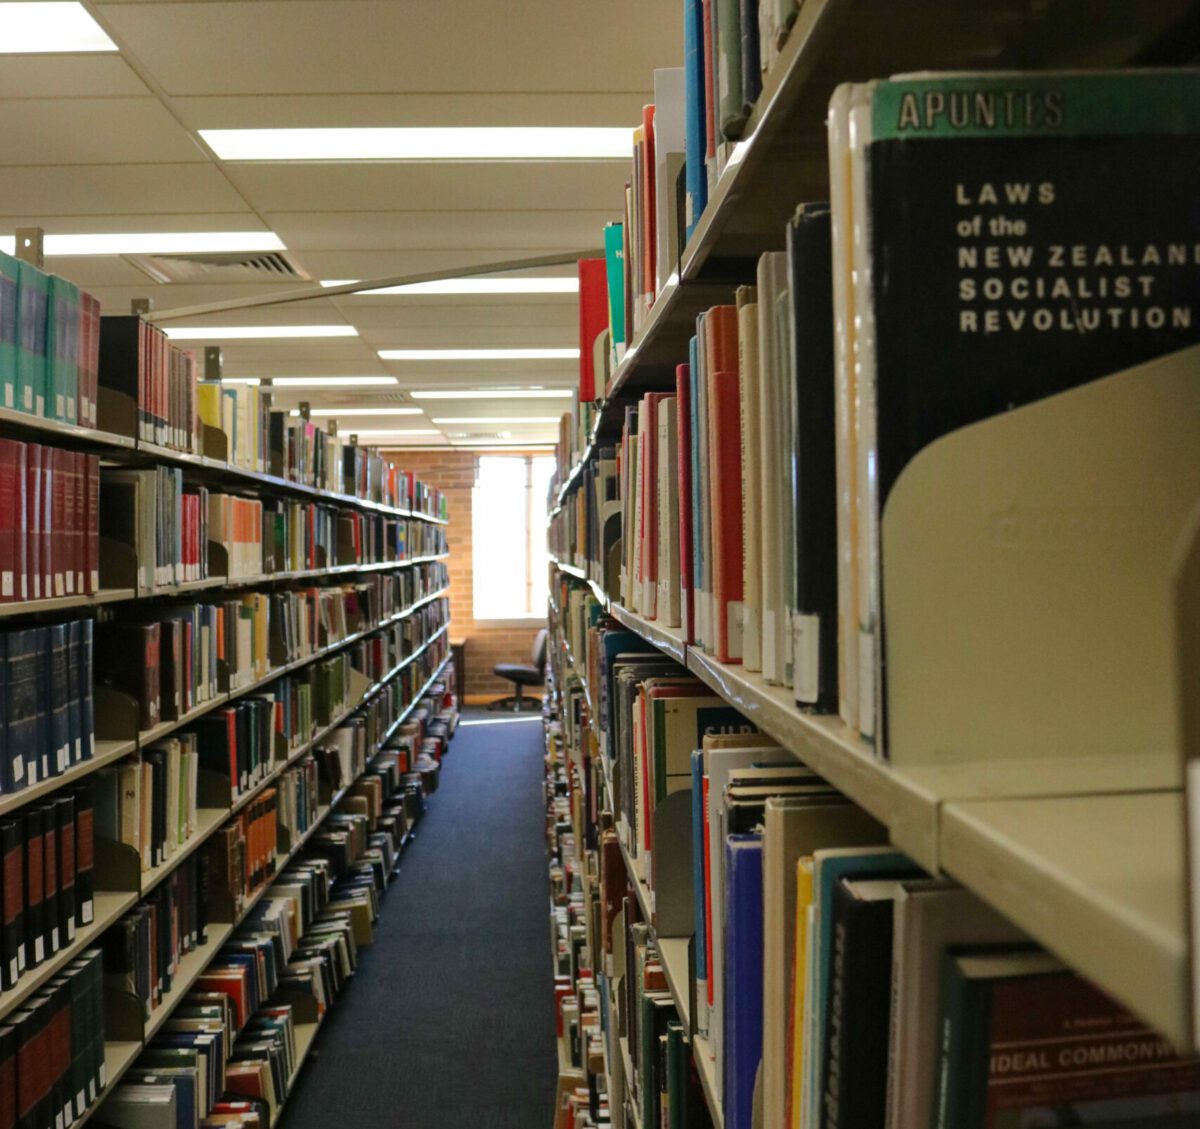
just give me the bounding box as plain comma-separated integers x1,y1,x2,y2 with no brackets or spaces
472,454,555,619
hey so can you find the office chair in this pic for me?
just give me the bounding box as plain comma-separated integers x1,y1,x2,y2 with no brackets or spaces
490,628,548,711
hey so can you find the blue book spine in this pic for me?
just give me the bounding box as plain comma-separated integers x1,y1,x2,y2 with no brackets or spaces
724,832,764,1129
683,0,708,239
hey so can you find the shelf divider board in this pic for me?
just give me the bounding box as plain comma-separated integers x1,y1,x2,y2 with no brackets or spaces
1179,499,1200,1049
940,791,1188,1050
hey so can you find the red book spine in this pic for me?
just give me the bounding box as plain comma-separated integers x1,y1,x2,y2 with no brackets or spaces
41,446,54,599
25,445,40,601
576,258,608,403
52,448,67,597
710,369,744,663
63,452,78,596
675,366,694,643
86,455,99,594
0,440,23,602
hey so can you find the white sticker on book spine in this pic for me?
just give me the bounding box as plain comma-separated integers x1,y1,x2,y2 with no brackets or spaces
1,573,10,597
12,755,22,783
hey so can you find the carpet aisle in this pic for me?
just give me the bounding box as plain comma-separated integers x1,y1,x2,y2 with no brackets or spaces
278,713,558,1129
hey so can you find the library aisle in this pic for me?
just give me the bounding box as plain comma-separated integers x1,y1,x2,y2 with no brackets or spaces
278,714,557,1129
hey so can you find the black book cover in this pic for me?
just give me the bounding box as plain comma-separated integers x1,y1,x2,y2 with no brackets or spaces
64,962,88,1122
160,617,181,722
21,810,43,969
96,315,144,438
32,628,50,784
94,622,159,732
4,630,38,790
738,0,761,122
37,806,58,957
45,982,71,1129
0,651,7,797
71,784,94,927
787,204,838,711
859,74,1200,740
194,709,238,798
66,620,82,767
819,877,899,1129
0,1022,14,1129
12,1007,37,1129
144,749,165,868
0,818,23,989
78,619,94,762
48,624,69,778
236,703,251,793
53,797,75,947
196,835,210,947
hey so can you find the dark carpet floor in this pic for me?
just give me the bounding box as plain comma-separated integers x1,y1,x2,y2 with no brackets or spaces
277,712,557,1129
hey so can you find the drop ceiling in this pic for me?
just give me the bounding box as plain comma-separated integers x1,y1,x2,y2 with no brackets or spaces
0,0,683,446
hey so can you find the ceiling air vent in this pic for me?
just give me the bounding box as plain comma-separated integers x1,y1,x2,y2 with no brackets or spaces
124,250,310,285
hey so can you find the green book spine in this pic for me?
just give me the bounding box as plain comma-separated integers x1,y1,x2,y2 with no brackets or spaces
0,251,19,410
16,261,48,418
933,955,991,1129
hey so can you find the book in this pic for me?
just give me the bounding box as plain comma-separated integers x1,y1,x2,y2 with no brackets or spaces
819,876,907,1129
735,287,761,671
933,949,1200,1128
683,0,709,238
885,881,1024,1129
578,258,608,404
760,798,886,1129
831,71,1200,747
722,832,763,1129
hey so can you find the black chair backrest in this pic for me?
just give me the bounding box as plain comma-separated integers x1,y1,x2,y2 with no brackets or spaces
532,628,549,673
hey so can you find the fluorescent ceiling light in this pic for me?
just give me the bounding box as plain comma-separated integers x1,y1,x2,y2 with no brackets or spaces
201,127,631,162
379,348,577,361
410,388,573,400
220,377,261,386
0,231,284,256
271,376,397,388
288,407,422,417
346,428,442,437
163,325,357,341
449,439,554,448
321,277,578,296
431,417,561,425
0,3,117,53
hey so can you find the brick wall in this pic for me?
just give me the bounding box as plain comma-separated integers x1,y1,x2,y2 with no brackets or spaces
388,450,544,702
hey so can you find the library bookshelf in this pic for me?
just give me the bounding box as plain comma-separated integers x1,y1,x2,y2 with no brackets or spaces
541,6,1200,1127
0,379,455,1128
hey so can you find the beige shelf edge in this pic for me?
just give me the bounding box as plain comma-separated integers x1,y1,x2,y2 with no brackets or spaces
940,791,1189,1051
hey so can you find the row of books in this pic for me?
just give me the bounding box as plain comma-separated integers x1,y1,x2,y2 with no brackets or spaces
92,695,451,1129
2,947,106,1129
1,619,94,794
550,598,1200,1129
0,440,100,603
560,69,1200,752
0,249,102,430
0,785,96,991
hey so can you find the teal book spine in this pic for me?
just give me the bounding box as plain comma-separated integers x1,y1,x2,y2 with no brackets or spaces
48,276,80,424
16,260,49,417
603,222,625,363
0,251,19,411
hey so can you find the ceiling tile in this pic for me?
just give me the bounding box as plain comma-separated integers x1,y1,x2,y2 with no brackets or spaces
0,98,206,165
0,55,150,98
0,164,251,216
98,0,682,96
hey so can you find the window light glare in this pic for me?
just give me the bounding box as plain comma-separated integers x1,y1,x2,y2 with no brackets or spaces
287,407,422,417
162,325,357,341
0,231,285,256
431,417,561,425
322,277,579,296
409,389,573,400
379,348,577,361
0,3,117,53
200,127,632,162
